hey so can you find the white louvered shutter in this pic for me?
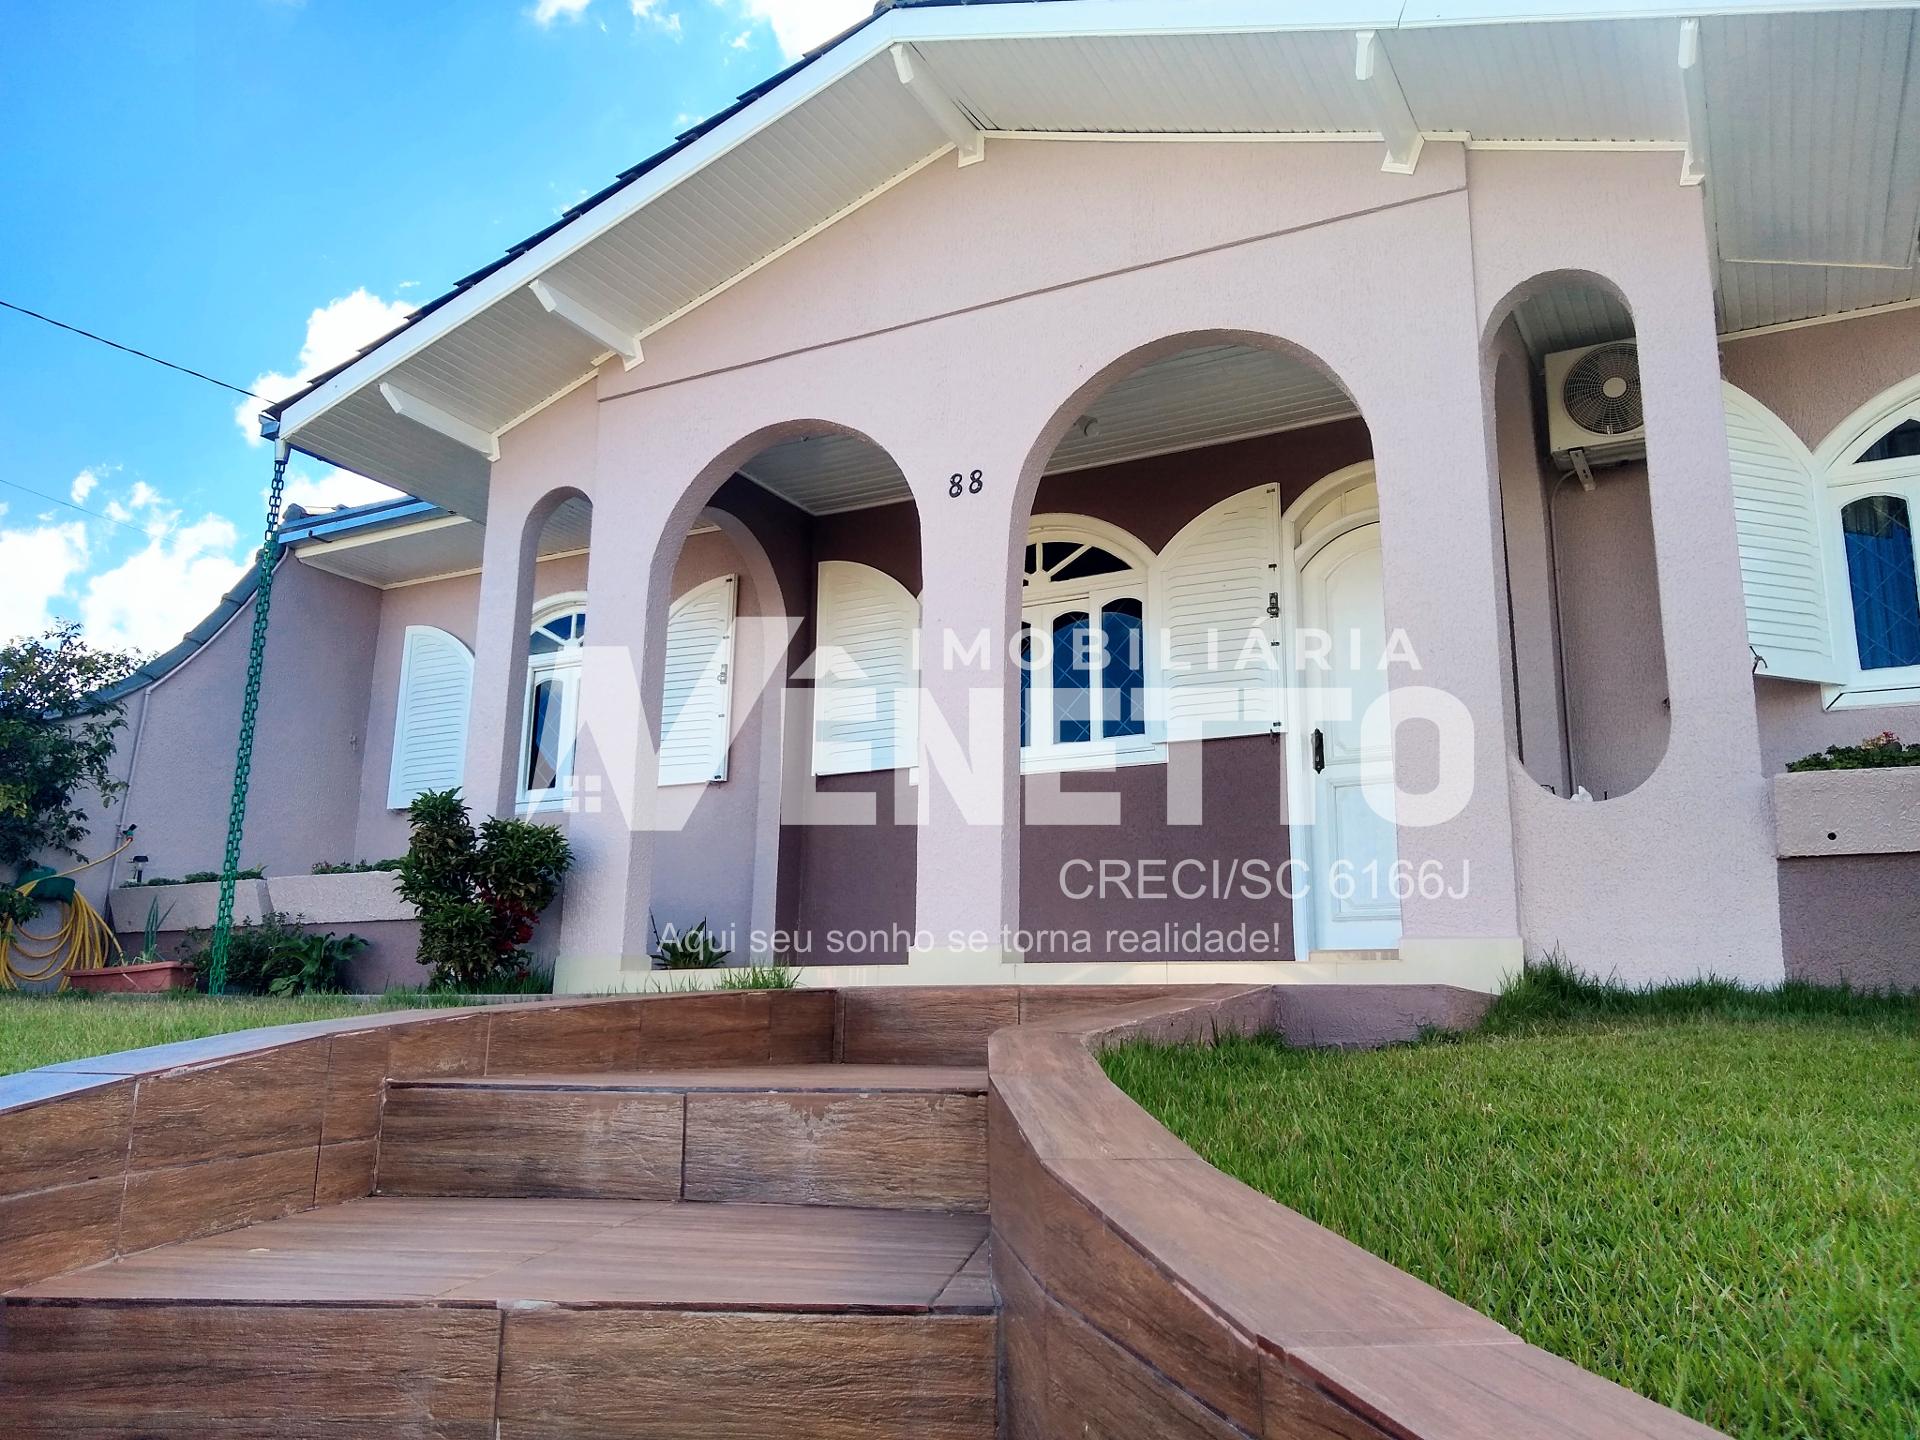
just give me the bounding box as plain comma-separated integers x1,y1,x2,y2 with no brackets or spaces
388,626,474,808
1723,384,1843,683
812,560,919,775
658,575,737,787
1155,484,1282,738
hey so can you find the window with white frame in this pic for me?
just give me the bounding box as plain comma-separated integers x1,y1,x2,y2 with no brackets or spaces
1831,405,1920,694
520,600,587,805
518,585,739,806
1019,525,1156,768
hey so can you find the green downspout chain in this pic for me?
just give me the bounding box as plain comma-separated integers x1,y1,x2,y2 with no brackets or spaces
207,438,291,995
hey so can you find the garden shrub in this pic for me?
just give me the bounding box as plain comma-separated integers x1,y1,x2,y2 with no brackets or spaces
650,918,729,969
0,625,141,931
397,789,572,989
1786,731,1920,771
179,911,366,996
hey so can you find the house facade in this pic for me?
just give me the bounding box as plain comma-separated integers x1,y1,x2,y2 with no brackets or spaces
85,0,1920,995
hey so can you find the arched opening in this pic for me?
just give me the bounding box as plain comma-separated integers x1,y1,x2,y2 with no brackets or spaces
1009,334,1388,961
639,425,923,967
510,493,596,816
1483,273,1670,800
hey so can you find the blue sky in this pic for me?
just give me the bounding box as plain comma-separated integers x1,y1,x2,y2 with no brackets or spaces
0,0,866,653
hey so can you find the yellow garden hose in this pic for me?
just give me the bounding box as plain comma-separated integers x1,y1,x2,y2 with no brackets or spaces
1,835,133,991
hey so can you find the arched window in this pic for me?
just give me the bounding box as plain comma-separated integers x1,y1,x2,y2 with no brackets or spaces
1820,390,1920,699
1021,521,1154,767
521,597,587,805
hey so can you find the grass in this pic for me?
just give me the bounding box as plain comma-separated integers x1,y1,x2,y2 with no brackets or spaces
0,992,395,1075
715,963,803,990
0,961,804,1075
1102,964,1920,1440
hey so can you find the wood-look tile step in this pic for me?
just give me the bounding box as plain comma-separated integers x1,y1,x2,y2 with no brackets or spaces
1,1197,997,1440
397,1063,988,1093
379,1064,990,1211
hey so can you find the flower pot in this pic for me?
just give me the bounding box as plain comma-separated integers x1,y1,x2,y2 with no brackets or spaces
68,960,197,994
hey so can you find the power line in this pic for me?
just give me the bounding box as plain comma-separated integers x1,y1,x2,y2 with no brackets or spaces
0,476,172,541
0,298,262,400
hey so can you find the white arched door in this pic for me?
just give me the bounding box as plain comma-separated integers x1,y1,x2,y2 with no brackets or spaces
1297,521,1401,951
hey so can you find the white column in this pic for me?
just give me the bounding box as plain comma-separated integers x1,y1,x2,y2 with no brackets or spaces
1363,286,1527,985
902,441,1025,973
550,479,676,993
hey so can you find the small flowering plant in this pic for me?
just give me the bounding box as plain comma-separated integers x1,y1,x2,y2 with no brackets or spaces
1785,731,1920,771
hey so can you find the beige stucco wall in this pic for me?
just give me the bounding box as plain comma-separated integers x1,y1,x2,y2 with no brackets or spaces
97,558,380,896
1549,461,1671,800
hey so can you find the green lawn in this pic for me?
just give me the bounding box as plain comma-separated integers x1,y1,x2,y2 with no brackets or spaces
0,993,402,1075
1103,972,1920,1440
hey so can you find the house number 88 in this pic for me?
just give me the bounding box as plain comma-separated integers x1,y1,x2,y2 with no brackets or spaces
948,470,984,498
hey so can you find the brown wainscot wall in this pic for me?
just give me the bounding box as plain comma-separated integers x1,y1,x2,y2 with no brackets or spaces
989,986,1726,1440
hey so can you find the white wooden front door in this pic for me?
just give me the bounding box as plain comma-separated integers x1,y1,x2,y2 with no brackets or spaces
1298,522,1401,950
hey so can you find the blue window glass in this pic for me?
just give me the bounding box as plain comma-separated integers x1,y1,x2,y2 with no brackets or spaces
1018,624,1031,749
1052,611,1092,744
1101,599,1146,739
529,609,585,654
1858,419,1920,463
1843,495,1920,670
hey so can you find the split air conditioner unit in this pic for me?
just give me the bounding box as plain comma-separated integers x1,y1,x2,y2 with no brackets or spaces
1545,341,1646,481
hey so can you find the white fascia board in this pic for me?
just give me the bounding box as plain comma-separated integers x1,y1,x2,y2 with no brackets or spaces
379,382,501,461
1353,31,1425,174
529,277,644,368
291,512,473,557
891,43,985,168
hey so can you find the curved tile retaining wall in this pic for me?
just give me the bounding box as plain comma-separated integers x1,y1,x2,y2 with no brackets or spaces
987,985,1726,1440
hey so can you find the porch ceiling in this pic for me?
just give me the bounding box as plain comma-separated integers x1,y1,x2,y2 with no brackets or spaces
267,0,1920,521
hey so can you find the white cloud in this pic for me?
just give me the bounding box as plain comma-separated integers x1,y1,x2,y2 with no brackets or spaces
79,514,251,655
0,475,257,655
629,0,682,34
70,469,101,504
0,511,90,642
729,28,750,48
237,288,415,444
725,0,868,58
532,0,593,22
282,467,404,513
